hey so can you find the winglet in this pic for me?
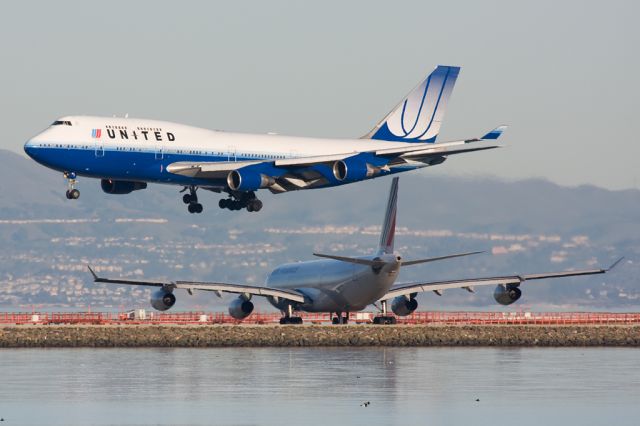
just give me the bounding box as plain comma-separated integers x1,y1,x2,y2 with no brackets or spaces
481,125,508,140
87,265,99,281
606,257,625,272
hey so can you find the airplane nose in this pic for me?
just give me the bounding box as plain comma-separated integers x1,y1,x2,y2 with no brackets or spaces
24,139,37,158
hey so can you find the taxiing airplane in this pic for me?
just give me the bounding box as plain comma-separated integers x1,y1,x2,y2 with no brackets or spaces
89,177,622,324
25,65,506,213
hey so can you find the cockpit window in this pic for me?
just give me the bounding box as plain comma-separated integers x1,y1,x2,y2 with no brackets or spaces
52,120,72,126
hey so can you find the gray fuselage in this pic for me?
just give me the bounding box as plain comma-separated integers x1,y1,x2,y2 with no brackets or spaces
265,253,401,313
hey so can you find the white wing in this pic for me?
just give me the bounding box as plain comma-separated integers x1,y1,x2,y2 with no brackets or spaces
381,258,623,301
88,267,305,303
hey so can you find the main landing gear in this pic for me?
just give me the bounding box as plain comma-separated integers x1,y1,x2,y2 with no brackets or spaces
279,305,303,324
64,172,80,200
372,300,397,325
219,191,263,213
332,312,350,325
181,186,203,214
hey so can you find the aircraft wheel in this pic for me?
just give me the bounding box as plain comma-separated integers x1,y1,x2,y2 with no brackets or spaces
249,199,263,212
246,203,254,212
69,189,80,199
187,203,196,214
219,199,228,209
195,203,203,213
65,190,72,199
183,194,192,204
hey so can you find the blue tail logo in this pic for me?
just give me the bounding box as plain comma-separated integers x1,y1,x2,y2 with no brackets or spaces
367,65,460,143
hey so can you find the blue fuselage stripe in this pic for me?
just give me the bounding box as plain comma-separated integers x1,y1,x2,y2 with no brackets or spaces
24,146,426,190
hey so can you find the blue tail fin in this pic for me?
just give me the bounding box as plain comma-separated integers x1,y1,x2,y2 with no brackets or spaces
365,65,460,143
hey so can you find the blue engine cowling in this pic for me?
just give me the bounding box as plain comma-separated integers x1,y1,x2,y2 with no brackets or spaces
391,296,418,316
332,159,378,182
150,289,176,311
227,170,275,191
228,297,254,320
493,284,522,305
101,179,148,194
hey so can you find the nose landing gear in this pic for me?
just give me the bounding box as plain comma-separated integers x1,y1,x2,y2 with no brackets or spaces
181,186,203,214
64,172,80,199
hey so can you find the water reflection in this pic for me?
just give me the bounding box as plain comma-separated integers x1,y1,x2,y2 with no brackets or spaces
0,347,638,425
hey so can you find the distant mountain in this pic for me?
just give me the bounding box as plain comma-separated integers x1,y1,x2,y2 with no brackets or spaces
1,148,638,311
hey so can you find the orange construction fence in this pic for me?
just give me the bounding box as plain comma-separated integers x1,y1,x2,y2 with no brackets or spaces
1,311,640,325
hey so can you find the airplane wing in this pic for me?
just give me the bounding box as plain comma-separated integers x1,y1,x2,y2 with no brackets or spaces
88,266,305,303
380,257,623,301
165,126,506,192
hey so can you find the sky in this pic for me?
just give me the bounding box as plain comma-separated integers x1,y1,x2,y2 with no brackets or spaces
1,0,638,190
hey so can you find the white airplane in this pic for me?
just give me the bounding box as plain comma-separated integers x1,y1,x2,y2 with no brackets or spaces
25,65,506,213
89,177,621,324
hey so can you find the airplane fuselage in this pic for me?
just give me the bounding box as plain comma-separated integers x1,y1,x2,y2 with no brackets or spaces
24,116,424,189
265,253,401,312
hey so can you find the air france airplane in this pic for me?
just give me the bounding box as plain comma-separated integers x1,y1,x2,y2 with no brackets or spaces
89,178,621,324
25,65,506,213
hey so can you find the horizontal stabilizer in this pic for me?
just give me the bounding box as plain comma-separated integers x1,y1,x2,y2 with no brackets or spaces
312,253,384,267
402,250,483,266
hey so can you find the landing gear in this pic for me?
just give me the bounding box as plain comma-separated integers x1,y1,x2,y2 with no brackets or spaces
372,300,397,325
372,316,397,325
219,191,263,213
279,316,303,325
64,172,80,200
332,312,350,324
279,304,303,325
181,186,203,214
65,189,80,200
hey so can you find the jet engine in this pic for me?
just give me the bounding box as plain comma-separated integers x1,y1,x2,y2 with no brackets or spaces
228,297,254,320
493,284,522,305
150,289,176,311
227,170,275,191
391,295,418,316
101,179,148,194
332,158,379,182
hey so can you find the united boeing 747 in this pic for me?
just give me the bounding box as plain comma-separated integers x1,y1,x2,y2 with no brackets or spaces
25,65,505,213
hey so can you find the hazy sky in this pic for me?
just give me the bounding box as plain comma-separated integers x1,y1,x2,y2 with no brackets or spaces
1,0,638,189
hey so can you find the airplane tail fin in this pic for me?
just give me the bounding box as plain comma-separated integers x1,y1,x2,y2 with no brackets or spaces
364,65,460,143
378,177,399,254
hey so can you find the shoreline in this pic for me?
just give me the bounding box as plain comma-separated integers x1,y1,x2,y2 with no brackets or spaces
1,324,639,347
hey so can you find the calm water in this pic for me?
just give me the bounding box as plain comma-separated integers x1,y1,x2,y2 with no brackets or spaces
0,347,638,426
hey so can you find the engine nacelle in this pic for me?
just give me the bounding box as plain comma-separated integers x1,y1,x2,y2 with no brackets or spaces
332,158,379,182
227,170,275,191
228,297,255,320
150,289,176,311
493,284,522,305
101,179,148,194
391,295,418,316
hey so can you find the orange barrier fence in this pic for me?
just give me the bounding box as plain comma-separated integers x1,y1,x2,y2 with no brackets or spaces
1,311,640,325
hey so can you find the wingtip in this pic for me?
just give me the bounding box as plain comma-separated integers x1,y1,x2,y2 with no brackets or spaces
481,125,508,140
607,256,625,272
87,265,98,281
